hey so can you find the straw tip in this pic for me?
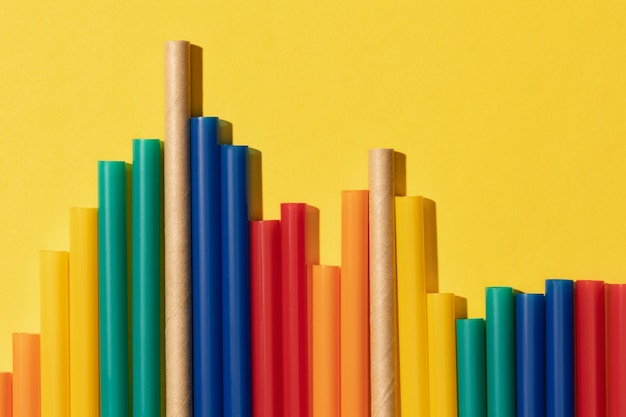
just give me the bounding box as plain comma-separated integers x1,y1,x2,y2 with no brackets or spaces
165,40,190,45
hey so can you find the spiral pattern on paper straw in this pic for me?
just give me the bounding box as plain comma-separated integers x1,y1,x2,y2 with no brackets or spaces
368,148,397,417
164,40,192,417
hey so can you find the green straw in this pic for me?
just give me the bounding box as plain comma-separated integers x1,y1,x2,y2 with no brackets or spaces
486,287,516,417
457,318,486,417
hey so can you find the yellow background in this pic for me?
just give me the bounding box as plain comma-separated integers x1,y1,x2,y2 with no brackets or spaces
1,0,626,369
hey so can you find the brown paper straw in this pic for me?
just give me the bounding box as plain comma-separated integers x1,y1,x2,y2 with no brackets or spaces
368,148,397,417
164,40,192,417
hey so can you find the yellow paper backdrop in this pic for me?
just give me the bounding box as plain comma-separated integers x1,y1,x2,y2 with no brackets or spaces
1,0,626,369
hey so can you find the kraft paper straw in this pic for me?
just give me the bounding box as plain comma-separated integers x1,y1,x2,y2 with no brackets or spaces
39,251,69,417
0,373,10,417
251,220,283,417
164,39,192,417
313,265,340,417
575,280,606,417
368,148,396,417
12,333,40,417
395,196,429,417
69,207,100,416
221,145,252,417
486,287,515,417
133,140,162,417
190,117,223,417
545,279,574,417
98,161,129,417
340,190,369,417
281,203,310,417
516,294,545,417
608,284,626,416
427,293,459,417
456,319,487,417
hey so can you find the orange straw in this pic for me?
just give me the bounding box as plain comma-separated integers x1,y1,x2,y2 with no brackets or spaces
0,372,11,417
313,265,340,417
341,190,370,417
12,333,40,417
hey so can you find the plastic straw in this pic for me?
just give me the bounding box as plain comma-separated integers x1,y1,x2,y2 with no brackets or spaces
132,140,162,416
312,265,340,417
190,117,223,417
516,294,545,417
12,333,40,417
39,251,69,417
575,280,606,416
0,373,10,417
69,207,100,416
486,287,515,416
340,190,370,417
545,279,574,417
98,161,130,417
251,220,282,417
221,145,252,417
395,195,429,417
456,319,486,417
281,203,310,417
427,293,458,417
608,284,626,416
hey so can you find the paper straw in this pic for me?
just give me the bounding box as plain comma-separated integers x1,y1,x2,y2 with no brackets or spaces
608,284,626,416
575,280,606,416
12,333,40,417
39,251,69,417
516,294,546,417
312,265,340,417
545,279,574,417
132,140,162,416
281,203,310,417
164,39,192,417
190,117,223,417
221,145,252,417
98,161,130,417
395,196,429,417
0,373,10,417
69,207,100,416
368,148,397,417
486,287,515,417
340,190,369,417
427,293,459,417
456,319,487,417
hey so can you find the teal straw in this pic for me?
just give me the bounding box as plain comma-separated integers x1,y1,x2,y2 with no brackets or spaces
132,139,162,416
486,287,516,417
457,318,487,417
98,161,130,417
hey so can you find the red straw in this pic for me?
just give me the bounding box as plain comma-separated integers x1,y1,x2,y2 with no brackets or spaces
608,284,626,416
575,280,606,417
281,203,309,417
251,220,283,417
